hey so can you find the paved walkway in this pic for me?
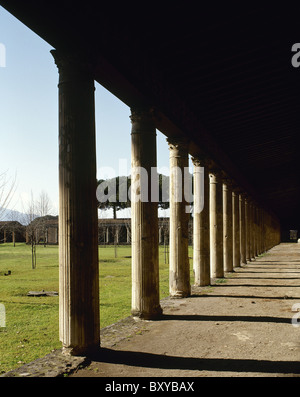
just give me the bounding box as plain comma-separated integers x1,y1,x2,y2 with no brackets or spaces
72,243,300,377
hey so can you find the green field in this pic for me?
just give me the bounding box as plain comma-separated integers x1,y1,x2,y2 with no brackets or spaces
0,243,194,374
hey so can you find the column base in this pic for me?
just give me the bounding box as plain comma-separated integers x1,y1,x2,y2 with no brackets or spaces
131,305,163,321
193,281,210,287
211,272,224,279
62,343,100,357
169,288,191,299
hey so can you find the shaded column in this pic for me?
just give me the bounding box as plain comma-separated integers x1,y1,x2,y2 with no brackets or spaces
256,205,261,255
130,108,162,319
261,209,266,253
192,156,210,286
52,50,100,355
250,201,256,260
239,193,247,265
232,187,240,267
245,196,251,262
223,178,233,272
168,137,191,298
258,207,263,254
253,204,258,257
159,226,163,244
209,169,224,278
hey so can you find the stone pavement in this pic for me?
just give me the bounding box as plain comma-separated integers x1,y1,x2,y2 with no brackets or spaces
3,243,300,377
72,243,300,377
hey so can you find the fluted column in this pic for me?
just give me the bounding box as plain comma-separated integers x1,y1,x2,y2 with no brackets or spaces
168,137,191,298
245,196,251,262
223,178,233,272
130,108,162,319
51,50,100,355
250,201,256,260
209,169,224,278
261,209,266,253
253,204,258,257
239,193,247,264
192,156,210,286
232,187,241,267
258,207,263,254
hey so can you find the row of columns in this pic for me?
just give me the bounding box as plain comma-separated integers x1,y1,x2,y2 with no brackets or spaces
130,110,281,319
52,51,281,355
192,164,281,287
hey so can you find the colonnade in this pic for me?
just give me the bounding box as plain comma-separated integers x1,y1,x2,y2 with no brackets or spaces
51,52,281,355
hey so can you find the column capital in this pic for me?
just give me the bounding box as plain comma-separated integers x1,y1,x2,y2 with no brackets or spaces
167,136,189,155
244,193,251,203
222,175,234,188
223,180,234,192
209,168,222,183
51,49,93,84
130,106,155,122
191,155,213,168
231,183,243,194
130,107,156,134
239,191,247,200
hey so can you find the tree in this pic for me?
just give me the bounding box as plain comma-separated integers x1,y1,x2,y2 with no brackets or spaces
23,193,37,269
9,210,21,247
36,191,52,247
97,176,131,219
97,174,171,218
0,171,16,221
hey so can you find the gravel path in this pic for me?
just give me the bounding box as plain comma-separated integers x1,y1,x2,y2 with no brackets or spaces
71,243,300,377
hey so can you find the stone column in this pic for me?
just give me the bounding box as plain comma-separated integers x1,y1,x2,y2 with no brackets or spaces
261,209,266,253
250,201,256,260
232,187,241,267
256,205,260,255
192,156,210,286
159,226,163,244
130,108,162,319
245,197,251,262
258,207,263,255
223,178,233,272
126,226,130,244
253,204,258,257
209,169,224,278
239,193,247,265
51,50,100,355
168,137,191,298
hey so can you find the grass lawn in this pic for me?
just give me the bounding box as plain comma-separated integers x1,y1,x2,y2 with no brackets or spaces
0,243,194,374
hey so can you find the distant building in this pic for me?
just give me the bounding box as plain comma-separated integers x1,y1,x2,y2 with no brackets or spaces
0,221,26,243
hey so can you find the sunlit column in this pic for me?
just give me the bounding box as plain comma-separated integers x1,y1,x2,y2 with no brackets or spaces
130,107,162,319
52,50,100,355
232,187,241,267
168,137,191,298
209,169,224,278
245,196,251,262
192,156,210,286
223,178,233,272
239,193,247,264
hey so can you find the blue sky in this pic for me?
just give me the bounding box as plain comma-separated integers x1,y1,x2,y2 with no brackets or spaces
0,6,189,217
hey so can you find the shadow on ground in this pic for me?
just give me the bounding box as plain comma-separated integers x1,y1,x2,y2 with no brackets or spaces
92,348,300,375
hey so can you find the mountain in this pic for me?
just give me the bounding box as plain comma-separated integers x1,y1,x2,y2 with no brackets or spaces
0,207,34,225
